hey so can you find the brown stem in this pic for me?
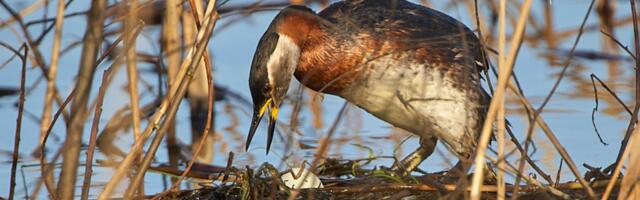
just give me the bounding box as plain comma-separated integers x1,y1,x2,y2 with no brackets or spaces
121,2,220,198
123,1,144,197
513,0,598,199
185,0,217,165
162,0,182,186
40,88,76,199
80,69,112,200
287,102,349,200
9,44,28,200
56,0,106,198
169,0,217,191
125,0,143,145
471,0,533,198
603,1,640,199
0,1,70,126
37,0,65,167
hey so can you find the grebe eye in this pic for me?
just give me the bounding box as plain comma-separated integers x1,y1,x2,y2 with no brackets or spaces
263,85,271,94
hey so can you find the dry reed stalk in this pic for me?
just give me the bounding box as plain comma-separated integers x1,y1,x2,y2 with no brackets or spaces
630,6,640,200
36,28,133,199
163,0,182,185
0,0,43,27
57,0,106,198
99,34,190,200
72,25,143,199
80,68,112,200
554,158,564,187
486,156,572,199
98,22,203,200
122,3,219,197
589,74,632,148
40,88,75,199
496,100,506,200
90,24,144,162
507,75,601,199
601,31,637,60
123,1,144,197
464,2,487,38
543,0,556,49
496,1,507,199
329,179,612,195
0,0,55,77
309,90,324,129
155,0,218,193
597,0,620,92
190,0,216,166
125,0,142,144
470,0,532,199
37,0,64,164
603,0,640,199
30,148,62,200
512,0,598,198
286,85,302,133
151,63,215,197
188,0,204,19
68,30,142,168
287,102,349,200
159,68,214,191
163,0,181,83
33,0,64,197
612,86,640,194
603,123,640,199
0,43,30,200
504,83,557,164
185,0,215,163
9,44,27,200
23,9,84,27
1,1,71,127
329,183,508,193
629,0,640,170
98,1,219,198
620,125,640,199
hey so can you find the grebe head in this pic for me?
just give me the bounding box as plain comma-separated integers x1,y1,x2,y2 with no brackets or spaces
246,5,316,153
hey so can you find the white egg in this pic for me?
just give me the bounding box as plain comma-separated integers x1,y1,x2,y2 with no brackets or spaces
280,167,324,189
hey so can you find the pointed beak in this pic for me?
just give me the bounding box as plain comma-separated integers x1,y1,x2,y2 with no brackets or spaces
246,104,265,152
247,25,300,154
266,103,279,153
245,97,280,154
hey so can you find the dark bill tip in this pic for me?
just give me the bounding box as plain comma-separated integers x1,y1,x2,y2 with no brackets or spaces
265,104,280,155
266,113,277,155
245,111,264,152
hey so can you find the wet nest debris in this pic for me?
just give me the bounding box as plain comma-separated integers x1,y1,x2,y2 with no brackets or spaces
151,158,620,200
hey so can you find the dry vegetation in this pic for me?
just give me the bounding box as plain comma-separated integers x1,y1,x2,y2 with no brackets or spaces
1,0,640,199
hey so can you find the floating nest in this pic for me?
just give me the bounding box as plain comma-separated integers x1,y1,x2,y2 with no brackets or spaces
151,158,620,200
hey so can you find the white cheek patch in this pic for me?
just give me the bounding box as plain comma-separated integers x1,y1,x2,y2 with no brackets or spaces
267,34,301,93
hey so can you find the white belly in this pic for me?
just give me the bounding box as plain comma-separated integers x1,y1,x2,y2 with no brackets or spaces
338,62,484,154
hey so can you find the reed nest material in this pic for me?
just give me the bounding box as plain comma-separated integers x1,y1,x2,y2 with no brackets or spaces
150,160,622,200
143,158,625,199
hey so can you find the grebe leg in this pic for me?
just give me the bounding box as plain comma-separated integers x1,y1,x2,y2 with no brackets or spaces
392,136,438,176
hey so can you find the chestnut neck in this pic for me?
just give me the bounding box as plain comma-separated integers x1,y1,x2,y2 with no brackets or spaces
274,8,325,49
274,7,354,94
